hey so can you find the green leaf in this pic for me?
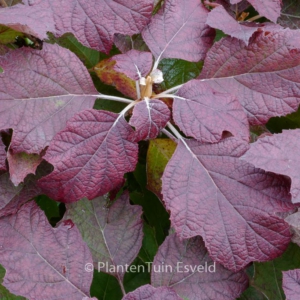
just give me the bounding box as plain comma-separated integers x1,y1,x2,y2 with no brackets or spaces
138,223,158,263
146,139,176,199
0,265,26,300
237,286,267,300
252,243,300,300
90,271,123,300
157,58,203,92
0,25,23,44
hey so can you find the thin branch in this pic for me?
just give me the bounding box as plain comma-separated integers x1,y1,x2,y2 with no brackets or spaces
97,94,133,104
156,84,184,96
167,122,183,140
135,81,141,99
119,100,137,117
246,14,263,22
281,13,300,19
162,128,178,143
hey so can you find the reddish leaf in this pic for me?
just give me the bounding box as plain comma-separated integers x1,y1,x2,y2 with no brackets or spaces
162,137,292,271
200,29,300,125
123,285,182,300
0,43,97,154
129,99,170,140
283,269,300,300
174,80,249,143
0,201,94,300
113,50,153,81
0,139,6,171
0,172,40,217
207,5,263,44
65,192,143,281
39,110,138,203
231,0,282,22
46,0,153,53
114,34,150,54
0,3,55,39
151,234,248,300
285,209,300,247
94,58,137,99
7,151,42,185
142,0,215,63
242,129,300,203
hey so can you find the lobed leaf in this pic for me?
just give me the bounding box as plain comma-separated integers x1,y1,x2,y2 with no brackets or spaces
207,5,263,45
0,43,97,154
151,234,248,300
7,151,42,186
142,0,215,63
0,171,40,217
242,129,300,203
162,137,293,271
39,110,138,203
174,80,249,143
113,50,153,81
64,192,143,281
123,285,182,300
0,201,94,300
0,3,54,39
129,99,171,141
283,269,300,300
200,29,300,125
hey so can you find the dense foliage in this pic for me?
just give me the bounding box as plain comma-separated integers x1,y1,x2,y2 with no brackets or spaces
1,0,300,299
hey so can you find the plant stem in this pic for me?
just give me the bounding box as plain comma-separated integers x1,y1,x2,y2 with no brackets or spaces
0,0,7,7
162,128,178,143
156,84,184,97
119,100,137,117
246,14,263,22
167,122,183,140
135,81,141,99
97,94,133,104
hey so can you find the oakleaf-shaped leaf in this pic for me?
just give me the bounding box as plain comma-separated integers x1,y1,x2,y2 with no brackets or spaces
39,110,138,203
65,192,143,282
44,0,153,53
129,99,170,140
162,137,293,271
0,43,97,154
113,50,153,81
242,129,300,203
7,150,42,186
123,285,182,300
174,80,249,143
0,201,94,300
200,29,300,125
283,269,300,300
206,5,263,45
0,139,6,171
0,172,40,217
231,0,282,23
142,0,215,63
151,234,248,299
94,58,137,99
0,3,55,39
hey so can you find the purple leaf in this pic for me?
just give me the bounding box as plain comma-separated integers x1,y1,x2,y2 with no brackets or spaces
0,172,40,217
114,34,150,54
142,0,215,63
113,50,153,81
231,0,282,23
206,5,263,45
283,269,300,300
162,137,293,271
0,201,94,300
151,234,248,300
39,110,138,203
46,0,153,53
123,285,182,300
242,129,300,203
0,3,55,39
200,29,300,125
0,43,97,154
7,150,43,186
65,192,143,282
129,99,170,140
0,138,6,171
285,209,300,247
174,80,249,143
